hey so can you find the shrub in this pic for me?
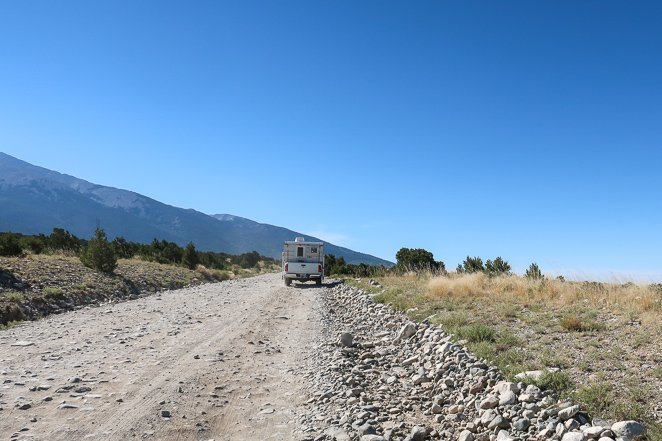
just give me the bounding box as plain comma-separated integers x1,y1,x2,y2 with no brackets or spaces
182,242,199,270
145,239,184,264
48,228,82,252
325,254,347,275
456,323,496,343
525,262,543,279
43,287,65,299
0,233,23,256
235,251,260,269
112,236,137,259
5,291,25,303
561,314,604,332
573,381,612,414
396,247,444,273
471,341,496,360
209,269,230,281
461,256,485,273
1,304,24,325
439,312,469,331
23,235,46,254
534,371,572,395
324,253,336,271
195,265,231,281
80,228,117,274
486,256,511,275
561,314,584,331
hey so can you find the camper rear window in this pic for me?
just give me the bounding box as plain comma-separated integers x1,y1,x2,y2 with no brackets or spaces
297,247,304,257
310,247,318,254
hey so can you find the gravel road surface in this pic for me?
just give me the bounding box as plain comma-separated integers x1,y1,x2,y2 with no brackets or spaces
0,273,319,441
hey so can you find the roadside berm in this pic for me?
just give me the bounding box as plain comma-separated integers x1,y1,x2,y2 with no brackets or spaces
295,283,648,441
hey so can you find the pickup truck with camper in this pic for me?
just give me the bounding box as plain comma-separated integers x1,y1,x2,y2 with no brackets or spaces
282,237,324,286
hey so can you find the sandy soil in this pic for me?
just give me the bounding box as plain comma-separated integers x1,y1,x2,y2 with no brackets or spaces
0,273,320,440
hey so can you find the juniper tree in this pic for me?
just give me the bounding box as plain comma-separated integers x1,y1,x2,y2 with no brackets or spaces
182,242,200,270
525,262,543,280
461,256,485,273
80,228,117,274
395,247,444,273
486,256,511,275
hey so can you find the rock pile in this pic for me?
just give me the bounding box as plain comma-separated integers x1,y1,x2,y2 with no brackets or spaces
295,283,648,441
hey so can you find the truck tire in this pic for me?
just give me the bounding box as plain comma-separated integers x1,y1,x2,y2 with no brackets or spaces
315,278,322,286
284,278,291,287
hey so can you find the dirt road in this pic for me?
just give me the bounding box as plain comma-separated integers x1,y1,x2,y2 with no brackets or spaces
0,273,321,441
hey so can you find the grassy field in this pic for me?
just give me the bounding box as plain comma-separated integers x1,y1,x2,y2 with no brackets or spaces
348,272,661,439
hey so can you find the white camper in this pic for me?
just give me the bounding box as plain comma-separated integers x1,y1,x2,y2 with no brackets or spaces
282,237,324,286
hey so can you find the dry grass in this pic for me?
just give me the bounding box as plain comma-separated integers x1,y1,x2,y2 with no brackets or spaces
195,265,231,281
427,273,660,319
350,271,662,431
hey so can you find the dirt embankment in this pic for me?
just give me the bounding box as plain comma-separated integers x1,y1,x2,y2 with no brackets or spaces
0,255,229,325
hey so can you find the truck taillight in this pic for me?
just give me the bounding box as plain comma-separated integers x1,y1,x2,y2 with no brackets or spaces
318,264,322,273
285,263,288,272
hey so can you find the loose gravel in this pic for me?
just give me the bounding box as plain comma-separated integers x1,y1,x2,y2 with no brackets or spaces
294,282,649,441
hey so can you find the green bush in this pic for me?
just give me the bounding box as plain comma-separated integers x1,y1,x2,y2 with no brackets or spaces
0,233,23,256
572,381,612,414
43,287,65,299
534,371,572,395
459,256,485,273
396,247,444,273
456,323,496,343
235,251,260,269
48,228,82,252
145,239,184,264
80,228,117,274
23,236,46,254
198,251,227,270
526,262,543,279
486,256,511,275
323,254,386,277
182,242,200,270
5,291,25,303
112,236,138,259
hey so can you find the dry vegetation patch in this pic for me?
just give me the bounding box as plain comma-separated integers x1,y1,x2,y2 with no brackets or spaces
350,272,662,437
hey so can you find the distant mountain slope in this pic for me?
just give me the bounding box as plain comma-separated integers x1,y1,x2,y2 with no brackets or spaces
0,152,392,266
210,214,390,265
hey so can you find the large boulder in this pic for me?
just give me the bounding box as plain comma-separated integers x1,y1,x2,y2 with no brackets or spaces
397,322,417,340
611,421,646,440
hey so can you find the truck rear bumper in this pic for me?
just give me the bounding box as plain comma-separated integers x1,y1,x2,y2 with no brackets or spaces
284,273,323,281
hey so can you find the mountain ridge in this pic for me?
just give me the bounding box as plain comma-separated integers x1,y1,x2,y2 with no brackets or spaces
0,152,392,266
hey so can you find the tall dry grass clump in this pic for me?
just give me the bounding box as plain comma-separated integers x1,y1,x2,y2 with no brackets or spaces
427,272,490,299
427,273,573,305
427,273,661,319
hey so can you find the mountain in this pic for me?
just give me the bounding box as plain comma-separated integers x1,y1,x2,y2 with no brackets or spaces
209,213,390,265
0,152,392,266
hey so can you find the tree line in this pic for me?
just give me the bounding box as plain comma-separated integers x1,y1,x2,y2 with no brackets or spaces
324,247,545,280
0,229,276,274
1,230,545,280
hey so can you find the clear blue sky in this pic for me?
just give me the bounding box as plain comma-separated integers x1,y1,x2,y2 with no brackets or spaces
1,1,661,280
